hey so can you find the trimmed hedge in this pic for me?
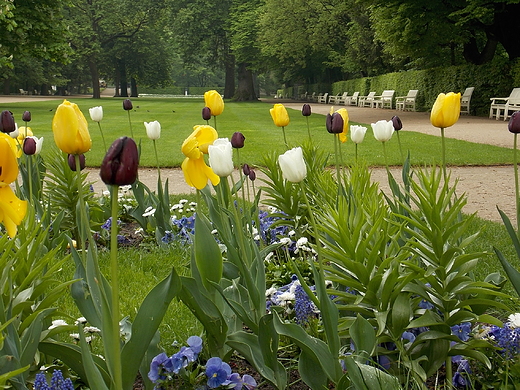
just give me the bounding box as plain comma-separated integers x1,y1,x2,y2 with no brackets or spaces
138,86,224,96
291,57,520,116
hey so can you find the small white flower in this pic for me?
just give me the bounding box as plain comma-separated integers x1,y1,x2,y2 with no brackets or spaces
264,252,275,262
278,291,295,306
268,206,278,213
508,313,520,328
288,230,296,237
254,234,260,241
49,319,68,329
142,206,156,217
266,287,277,297
144,120,161,140
296,237,308,247
211,229,218,234
280,237,292,246
84,326,101,334
103,190,110,197
120,185,131,193
70,333,81,341
75,317,87,325
172,204,182,210
135,227,144,235
180,199,188,204
189,201,197,206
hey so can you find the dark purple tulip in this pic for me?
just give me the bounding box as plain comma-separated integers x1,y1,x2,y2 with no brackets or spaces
100,137,139,185
231,132,245,148
0,110,15,133
302,104,311,117
23,137,37,155
202,106,211,121
242,163,250,176
22,110,31,122
249,169,256,181
68,153,86,171
391,115,403,131
123,99,133,111
509,111,520,134
326,112,343,134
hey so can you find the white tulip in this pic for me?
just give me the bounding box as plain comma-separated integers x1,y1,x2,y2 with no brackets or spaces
144,120,161,140
208,138,234,177
371,120,394,142
9,123,19,138
32,136,44,154
89,106,103,122
278,147,307,183
350,125,368,144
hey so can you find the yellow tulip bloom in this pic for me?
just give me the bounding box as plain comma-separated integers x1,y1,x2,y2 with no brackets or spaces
204,90,224,116
181,125,220,190
0,134,27,237
335,108,349,143
430,92,461,128
270,104,290,127
17,126,33,142
52,100,92,154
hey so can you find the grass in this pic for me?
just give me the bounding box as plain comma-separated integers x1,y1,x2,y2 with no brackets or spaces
2,97,515,168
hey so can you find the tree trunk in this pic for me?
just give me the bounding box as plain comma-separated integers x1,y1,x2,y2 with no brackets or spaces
114,65,120,97
3,79,10,95
119,60,128,97
89,60,101,99
233,62,257,102
224,53,235,99
493,3,520,60
130,77,138,97
463,33,498,65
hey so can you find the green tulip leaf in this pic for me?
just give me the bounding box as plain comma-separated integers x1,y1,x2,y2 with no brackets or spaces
194,212,223,289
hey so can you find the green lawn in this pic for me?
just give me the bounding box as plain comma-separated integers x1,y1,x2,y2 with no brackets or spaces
2,97,515,168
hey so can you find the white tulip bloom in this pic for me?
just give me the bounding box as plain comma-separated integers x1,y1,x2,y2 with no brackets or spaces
89,106,103,122
144,120,161,140
278,147,307,183
371,120,394,142
208,138,234,177
350,125,368,144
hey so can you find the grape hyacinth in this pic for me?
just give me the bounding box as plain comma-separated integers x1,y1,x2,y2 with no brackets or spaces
34,370,74,390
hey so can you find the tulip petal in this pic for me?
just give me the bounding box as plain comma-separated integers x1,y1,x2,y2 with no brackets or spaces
182,156,220,190
0,185,28,237
0,134,19,183
194,125,218,154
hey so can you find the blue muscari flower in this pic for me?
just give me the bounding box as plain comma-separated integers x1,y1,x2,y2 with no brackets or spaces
117,234,130,244
34,373,50,390
451,322,471,342
489,324,520,359
35,370,74,390
294,284,315,324
101,217,121,231
206,357,231,388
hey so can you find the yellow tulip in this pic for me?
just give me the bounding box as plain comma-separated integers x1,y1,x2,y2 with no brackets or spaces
0,134,27,237
17,126,33,142
181,124,220,190
204,90,224,116
52,100,92,154
335,108,349,143
270,104,290,127
430,92,461,128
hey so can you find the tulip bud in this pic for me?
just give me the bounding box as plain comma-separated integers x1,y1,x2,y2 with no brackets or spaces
326,112,343,134
0,110,15,133
270,104,290,127
302,104,311,117
144,120,161,140
391,115,402,131
509,111,520,134
100,137,139,185
123,99,133,111
231,132,245,148
204,90,224,116
22,111,31,122
249,169,256,181
23,137,36,155
68,153,86,171
202,107,211,121
242,163,250,176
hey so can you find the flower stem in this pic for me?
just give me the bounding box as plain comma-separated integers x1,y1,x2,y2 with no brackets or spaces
382,141,390,177
127,111,134,138
333,134,342,190
396,131,404,164
109,184,123,390
515,133,519,232
213,115,218,131
98,122,107,151
75,154,87,259
153,139,161,183
281,126,288,149
441,127,447,183
27,155,33,201
306,117,311,139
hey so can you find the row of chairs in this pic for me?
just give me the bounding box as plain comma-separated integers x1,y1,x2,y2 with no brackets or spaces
307,90,418,111
307,87,475,114
489,88,520,120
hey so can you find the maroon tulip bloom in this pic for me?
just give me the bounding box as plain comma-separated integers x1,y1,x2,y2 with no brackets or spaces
0,110,15,133
23,137,37,155
249,169,256,181
231,132,245,148
302,104,311,117
22,110,31,122
509,111,520,134
123,99,133,111
391,115,403,131
100,137,139,185
202,107,211,121
326,112,343,134
68,153,86,171
242,163,250,176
